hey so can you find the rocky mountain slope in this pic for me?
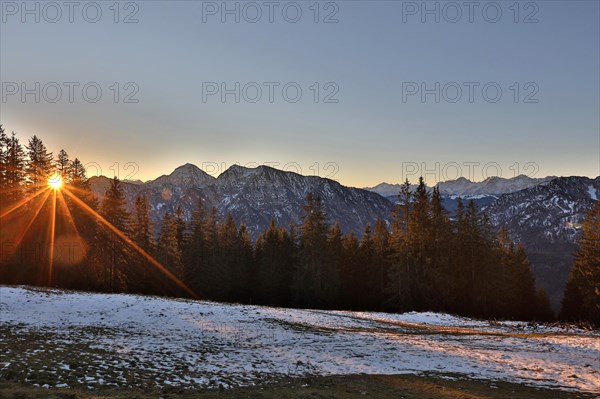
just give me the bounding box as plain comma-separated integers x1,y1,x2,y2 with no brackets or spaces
89,164,393,238
89,165,598,311
485,176,599,310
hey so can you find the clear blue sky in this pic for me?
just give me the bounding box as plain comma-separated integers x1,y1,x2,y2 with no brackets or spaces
1,0,598,187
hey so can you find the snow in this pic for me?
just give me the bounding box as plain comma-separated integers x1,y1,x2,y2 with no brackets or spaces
588,185,598,200
1,286,599,392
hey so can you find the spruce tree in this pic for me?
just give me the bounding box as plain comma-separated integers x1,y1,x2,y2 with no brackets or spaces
386,179,412,311
158,212,184,281
96,177,131,292
184,199,207,292
294,193,339,308
25,135,53,189
132,195,155,253
4,132,26,202
560,200,600,325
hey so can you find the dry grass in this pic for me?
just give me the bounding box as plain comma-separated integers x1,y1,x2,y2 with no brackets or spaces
1,374,597,399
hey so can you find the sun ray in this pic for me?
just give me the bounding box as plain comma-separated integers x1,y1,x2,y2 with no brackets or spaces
0,182,46,194
57,190,81,238
0,188,49,219
62,188,198,299
8,189,53,254
47,189,57,287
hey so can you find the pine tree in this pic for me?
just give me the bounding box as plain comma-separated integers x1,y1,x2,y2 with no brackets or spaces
25,135,53,189
132,195,154,253
3,132,26,202
560,200,600,326
294,193,339,308
0,125,7,192
428,187,451,310
372,219,391,309
339,231,360,308
96,177,131,292
359,224,378,309
255,219,293,306
184,199,207,292
56,149,70,181
386,179,412,311
158,212,184,281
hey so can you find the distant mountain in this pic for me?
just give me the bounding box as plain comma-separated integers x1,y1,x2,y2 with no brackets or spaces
363,182,419,198
366,175,555,199
147,163,216,188
486,176,599,311
437,175,556,197
89,165,598,311
90,164,393,238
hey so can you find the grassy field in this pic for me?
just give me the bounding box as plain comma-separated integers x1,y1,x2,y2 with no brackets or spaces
1,374,598,399
3,287,598,398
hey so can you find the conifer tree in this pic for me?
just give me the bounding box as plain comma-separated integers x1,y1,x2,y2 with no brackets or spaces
561,200,600,325
294,193,339,308
96,177,131,292
339,231,360,308
132,195,155,253
3,132,26,202
0,125,7,192
56,149,70,181
158,212,184,281
184,199,207,292
372,219,391,308
386,179,412,311
255,219,292,306
25,135,53,189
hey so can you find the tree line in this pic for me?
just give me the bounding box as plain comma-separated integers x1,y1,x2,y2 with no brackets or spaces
1,126,597,324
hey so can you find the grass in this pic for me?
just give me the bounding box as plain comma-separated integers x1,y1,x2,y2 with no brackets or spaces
1,374,597,399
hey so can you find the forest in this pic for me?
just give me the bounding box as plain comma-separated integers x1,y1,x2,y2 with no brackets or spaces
1,125,598,325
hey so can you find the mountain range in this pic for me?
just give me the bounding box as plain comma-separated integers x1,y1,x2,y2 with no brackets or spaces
89,164,599,311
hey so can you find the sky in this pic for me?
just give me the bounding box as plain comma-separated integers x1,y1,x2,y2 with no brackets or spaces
1,0,599,187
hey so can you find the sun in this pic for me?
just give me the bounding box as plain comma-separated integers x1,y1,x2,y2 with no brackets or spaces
48,174,63,190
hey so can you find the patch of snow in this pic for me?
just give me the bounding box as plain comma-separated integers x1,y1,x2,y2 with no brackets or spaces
588,185,597,200
1,286,598,393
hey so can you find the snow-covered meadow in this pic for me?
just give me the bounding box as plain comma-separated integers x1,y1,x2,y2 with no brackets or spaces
0,286,598,393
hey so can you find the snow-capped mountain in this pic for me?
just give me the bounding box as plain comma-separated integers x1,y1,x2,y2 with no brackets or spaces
89,165,598,311
362,182,419,198
365,175,555,199
486,176,600,310
437,175,556,197
90,164,393,238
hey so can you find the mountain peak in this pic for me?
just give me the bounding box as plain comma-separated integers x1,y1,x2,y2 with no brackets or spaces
149,163,215,187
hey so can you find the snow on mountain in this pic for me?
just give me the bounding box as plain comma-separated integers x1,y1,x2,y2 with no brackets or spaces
365,175,556,214
2,286,598,392
83,170,600,314
437,175,556,196
486,176,600,311
90,164,393,238
362,182,419,198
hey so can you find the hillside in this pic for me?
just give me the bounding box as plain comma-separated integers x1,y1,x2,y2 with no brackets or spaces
1,286,598,394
